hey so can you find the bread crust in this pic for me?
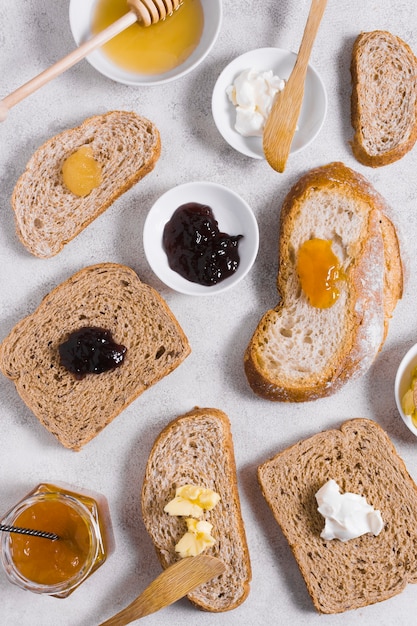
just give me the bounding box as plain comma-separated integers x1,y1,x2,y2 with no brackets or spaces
12,111,161,257
258,418,417,613
244,162,402,402
141,407,251,612
0,263,190,449
351,30,417,167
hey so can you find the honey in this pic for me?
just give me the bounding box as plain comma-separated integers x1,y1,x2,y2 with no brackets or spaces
92,0,204,75
0,483,114,597
296,238,343,309
62,145,102,197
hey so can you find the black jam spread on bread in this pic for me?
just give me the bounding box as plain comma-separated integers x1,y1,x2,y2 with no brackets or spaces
162,203,243,286
59,327,127,379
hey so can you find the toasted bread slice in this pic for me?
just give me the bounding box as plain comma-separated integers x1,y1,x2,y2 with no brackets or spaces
351,30,417,167
244,162,402,402
141,408,251,612
12,111,161,257
258,418,417,613
0,263,190,450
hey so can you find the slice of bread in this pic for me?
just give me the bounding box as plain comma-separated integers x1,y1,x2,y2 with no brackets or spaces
258,418,417,613
12,111,161,258
0,263,190,450
351,30,417,167
244,162,402,402
141,407,251,612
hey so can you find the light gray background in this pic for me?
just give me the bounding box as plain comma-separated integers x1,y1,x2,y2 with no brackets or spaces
1,1,417,625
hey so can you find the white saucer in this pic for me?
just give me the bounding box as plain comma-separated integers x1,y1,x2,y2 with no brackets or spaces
143,181,259,296
395,343,417,438
212,47,328,159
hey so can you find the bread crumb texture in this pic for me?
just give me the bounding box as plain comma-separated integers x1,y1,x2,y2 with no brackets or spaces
0,263,190,450
12,111,161,257
258,418,417,613
351,30,417,166
244,162,402,401
141,408,251,612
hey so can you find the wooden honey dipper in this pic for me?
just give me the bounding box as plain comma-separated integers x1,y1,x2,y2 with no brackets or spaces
0,0,183,122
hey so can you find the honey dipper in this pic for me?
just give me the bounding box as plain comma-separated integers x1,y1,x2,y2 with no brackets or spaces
0,0,183,122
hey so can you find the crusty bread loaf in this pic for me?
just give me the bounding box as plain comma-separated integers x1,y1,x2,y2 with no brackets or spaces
258,418,417,613
351,30,417,167
244,162,402,402
141,408,251,612
12,111,161,257
0,263,190,450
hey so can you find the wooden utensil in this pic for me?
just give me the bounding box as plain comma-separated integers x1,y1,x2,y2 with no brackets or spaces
0,0,183,122
98,555,225,625
263,0,327,172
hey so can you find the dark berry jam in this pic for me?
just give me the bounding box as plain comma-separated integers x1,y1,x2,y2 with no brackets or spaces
58,327,127,379
162,202,243,286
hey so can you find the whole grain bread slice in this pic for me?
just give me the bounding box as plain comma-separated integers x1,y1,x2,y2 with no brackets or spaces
258,418,417,613
244,162,402,402
12,110,161,257
141,407,251,612
0,263,190,450
351,30,417,167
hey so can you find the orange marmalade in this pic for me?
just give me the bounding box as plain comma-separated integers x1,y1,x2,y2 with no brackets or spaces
296,238,343,309
92,0,204,75
0,483,114,597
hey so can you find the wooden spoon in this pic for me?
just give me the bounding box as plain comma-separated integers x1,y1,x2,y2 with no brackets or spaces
262,0,328,172
0,0,183,122
98,555,225,625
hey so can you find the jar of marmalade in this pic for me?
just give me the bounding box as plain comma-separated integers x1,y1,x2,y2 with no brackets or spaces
0,483,114,598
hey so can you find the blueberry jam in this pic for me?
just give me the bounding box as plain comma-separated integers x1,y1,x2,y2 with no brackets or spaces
58,327,127,379
162,202,243,286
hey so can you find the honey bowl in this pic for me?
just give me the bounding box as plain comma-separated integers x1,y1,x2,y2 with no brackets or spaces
0,483,114,597
69,0,223,86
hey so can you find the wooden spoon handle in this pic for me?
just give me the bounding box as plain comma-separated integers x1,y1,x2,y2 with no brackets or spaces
262,0,327,172
99,556,225,626
294,0,327,78
0,11,137,122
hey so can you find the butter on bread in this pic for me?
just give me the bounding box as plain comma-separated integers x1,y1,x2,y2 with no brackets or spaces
351,30,417,167
258,418,417,613
244,162,402,402
141,407,251,612
0,263,190,450
12,110,161,258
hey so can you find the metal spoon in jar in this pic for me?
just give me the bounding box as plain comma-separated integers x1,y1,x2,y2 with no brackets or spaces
0,523,59,541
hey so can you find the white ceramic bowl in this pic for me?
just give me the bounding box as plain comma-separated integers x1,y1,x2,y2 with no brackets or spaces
395,343,417,438
212,47,327,159
143,181,259,295
69,0,222,86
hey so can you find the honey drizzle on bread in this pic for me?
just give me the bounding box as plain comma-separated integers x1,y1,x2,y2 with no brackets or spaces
12,111,161,257
244,163,403,402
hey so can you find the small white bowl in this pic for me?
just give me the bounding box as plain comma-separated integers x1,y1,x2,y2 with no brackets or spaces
69,0,222,86
143,181,259,296
212,47,327,159
395,343,417,438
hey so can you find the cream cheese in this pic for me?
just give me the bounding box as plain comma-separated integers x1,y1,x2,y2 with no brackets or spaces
315,479,384,542
226,68,285,137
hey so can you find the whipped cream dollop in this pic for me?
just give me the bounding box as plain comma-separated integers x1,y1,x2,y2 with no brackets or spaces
315,479,384,542
226,68,285,137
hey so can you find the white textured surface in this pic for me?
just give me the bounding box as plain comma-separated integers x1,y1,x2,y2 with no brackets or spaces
1,2,417,625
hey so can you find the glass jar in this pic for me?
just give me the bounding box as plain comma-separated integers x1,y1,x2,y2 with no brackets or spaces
0,482,114,598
